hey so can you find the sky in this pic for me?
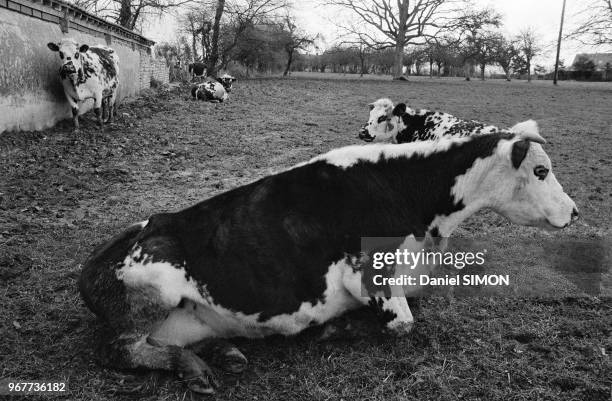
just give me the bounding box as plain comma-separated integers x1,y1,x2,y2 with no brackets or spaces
143,0,611,69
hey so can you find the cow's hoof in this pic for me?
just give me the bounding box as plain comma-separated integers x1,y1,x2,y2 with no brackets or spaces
317,323,341,341
219,348,248,373
178,350,220,393
385,321,414,337
185,376,216,395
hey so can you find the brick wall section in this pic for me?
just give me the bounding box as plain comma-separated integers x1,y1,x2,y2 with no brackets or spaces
139,50,152,90
137,53,168,89
151,59,169,85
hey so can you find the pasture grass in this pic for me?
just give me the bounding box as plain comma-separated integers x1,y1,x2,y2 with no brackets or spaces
0,76,610,400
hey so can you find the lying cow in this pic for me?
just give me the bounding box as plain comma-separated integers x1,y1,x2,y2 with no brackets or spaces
79,128,578,394
48,39,119,131
190,74,236,102
358,98,505,143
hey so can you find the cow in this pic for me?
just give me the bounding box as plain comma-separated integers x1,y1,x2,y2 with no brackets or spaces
358,98,507,144
47,39,119,131
190,74,236,102
188,62,207,81
79,128,578,394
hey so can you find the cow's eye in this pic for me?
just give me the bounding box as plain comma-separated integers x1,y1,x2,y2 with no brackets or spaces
377,116,387,124
533,165,549,180
59,51,64,59
75,53,79,59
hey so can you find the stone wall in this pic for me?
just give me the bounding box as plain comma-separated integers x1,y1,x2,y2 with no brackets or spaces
0,0,168,133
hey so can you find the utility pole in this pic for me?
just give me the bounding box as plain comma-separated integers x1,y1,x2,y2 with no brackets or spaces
553,0,567,85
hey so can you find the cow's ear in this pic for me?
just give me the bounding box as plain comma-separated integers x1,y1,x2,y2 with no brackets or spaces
511,139,531,169
79,44,89,53
367,103,375,111
47,42,59,52
392,103,406,116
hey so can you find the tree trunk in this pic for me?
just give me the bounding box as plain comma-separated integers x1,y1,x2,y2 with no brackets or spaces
394,42,404,78
503,67,511,81
191,21,199,61
359,53,366,77
393,0,408,79
207,0,225,77
526,58,532,82
118,0,132,28
429,58,433,78
283,49,293,76
464,61,471,81
480,63,485,80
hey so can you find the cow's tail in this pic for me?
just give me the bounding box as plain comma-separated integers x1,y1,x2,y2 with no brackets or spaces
78,221,145,321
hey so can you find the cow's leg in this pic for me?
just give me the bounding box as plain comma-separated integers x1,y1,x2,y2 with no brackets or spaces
86,286,221,394
103,334,219,394
149,300,248,373
80,230,221,394
93,93,104,128
107,92,117,124
66,95,79,132
341,267,414,336
369,296,414,335
190,339,248,374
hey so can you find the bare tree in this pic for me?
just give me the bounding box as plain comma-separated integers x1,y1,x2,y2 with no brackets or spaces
490,35,518,81
176,0,287,75
453,8,501,81
73,0,195,30
181,8,204,61
328,0,460,79
565,0,612,46
280,14,315,76
217,0,288,71
516,28,541,82
207,0,225,76
472,33,498,80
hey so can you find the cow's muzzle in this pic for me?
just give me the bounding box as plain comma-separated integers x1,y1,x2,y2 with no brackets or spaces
61,63,77,75
358,125,374,142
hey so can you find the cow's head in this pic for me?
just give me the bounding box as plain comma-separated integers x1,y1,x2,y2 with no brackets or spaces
478,121,578,229
47,39,89,78
217,74,236,92
358,98,404,143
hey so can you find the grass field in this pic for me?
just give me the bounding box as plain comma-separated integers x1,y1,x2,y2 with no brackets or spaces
1,76,611,400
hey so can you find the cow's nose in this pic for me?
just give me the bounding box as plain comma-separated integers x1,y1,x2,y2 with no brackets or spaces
571,207,579,221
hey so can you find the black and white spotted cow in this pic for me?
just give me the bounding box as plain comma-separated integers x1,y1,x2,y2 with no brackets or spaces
358,98,509,144
47,39,119,131
79,128,578,394
190,74,236,102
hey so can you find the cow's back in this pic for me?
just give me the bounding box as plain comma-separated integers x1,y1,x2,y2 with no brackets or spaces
87,46,119,88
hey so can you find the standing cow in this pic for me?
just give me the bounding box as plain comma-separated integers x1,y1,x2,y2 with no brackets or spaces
188,62,207,81
47,39,119,131
79,128,577,394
